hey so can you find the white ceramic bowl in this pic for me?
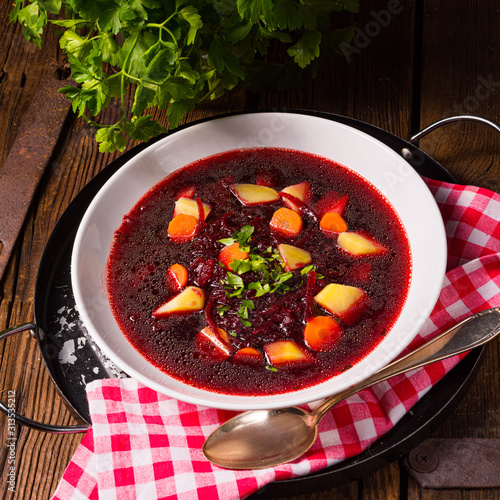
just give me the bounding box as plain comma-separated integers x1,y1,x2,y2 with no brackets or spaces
71,112,447,410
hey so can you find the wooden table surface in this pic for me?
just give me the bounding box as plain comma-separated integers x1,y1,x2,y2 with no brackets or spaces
0,0,499,498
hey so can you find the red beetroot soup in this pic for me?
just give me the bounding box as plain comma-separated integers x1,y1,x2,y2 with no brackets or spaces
107,148,411,396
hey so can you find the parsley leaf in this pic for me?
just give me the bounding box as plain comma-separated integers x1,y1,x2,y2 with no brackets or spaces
248,281,271,297
237,0,274,25
178,5,203,45
270,271,293,293
288,30,322,69
217,304,230,317
301,264,325,279
226,272,244,287
208,34,245,80
95,125,128,153
239,299,255,325
234,225,254,247
230,259,252,274
224,271,245,297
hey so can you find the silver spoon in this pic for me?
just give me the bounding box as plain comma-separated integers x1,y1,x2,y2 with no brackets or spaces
203,308,500,469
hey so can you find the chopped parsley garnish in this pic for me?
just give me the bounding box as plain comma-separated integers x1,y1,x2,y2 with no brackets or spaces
300,264,324,279
224,272,245,298
219,225,254,252
270,271,294,293
237,300,255,326
221,244,294,298
248,281,271,297
240,299,255,313
230,259,252,274
217,304,230,317
219,225,316,327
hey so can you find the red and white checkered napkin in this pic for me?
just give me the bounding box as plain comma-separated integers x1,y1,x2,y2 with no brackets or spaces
52,179,500,500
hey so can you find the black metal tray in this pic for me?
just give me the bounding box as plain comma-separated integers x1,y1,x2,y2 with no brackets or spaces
31,111,485,494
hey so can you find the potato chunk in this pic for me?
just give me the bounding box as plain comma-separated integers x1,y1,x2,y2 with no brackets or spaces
173,197,211,220
152,286,205,317
278,244,312,271
314,283,369,324
337,231,389,256
264,340,313,367
230,183,279,205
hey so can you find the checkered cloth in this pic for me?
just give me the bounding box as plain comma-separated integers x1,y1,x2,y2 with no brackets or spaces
52,178,500,500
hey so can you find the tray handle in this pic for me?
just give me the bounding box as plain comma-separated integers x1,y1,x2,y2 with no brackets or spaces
400,115,500,166
409,115,500,144
0,323,90,433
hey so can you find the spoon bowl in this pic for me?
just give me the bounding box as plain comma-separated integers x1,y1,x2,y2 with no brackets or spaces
204,408,318,470
203,308,500,469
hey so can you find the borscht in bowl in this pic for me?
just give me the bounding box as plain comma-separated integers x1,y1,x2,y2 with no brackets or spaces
107,148,411,396
71,112,446,410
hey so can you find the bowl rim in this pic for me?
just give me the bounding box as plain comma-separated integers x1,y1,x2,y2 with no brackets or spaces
71,111,447,410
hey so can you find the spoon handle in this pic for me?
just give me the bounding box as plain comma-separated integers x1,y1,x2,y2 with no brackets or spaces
315,308,500,420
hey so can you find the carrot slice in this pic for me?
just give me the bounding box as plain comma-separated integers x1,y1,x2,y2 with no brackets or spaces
304,316,342,352
269,207,303,237
320,212,348,235
166,263,188,291
232,347,262,364
219,242,250,269
167,213,197,243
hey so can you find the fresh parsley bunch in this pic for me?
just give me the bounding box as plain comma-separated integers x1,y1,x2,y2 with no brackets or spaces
11,0,358,152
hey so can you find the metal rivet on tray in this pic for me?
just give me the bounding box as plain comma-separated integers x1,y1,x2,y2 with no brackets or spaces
401,148,413,160
408,445,440,473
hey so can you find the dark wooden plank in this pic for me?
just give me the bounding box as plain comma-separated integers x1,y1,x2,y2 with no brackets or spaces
0,3,63,168
349,0,416,139
0,8,73,499
409,479,500,500
264,482,359,500
418,0,500,190
361,462,401,500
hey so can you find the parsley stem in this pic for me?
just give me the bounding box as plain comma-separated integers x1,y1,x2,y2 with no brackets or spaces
160,11,177,27
199,79,224,103
119,30,142,121
119,71,142,83
145,23,178,45
81,116,108,128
